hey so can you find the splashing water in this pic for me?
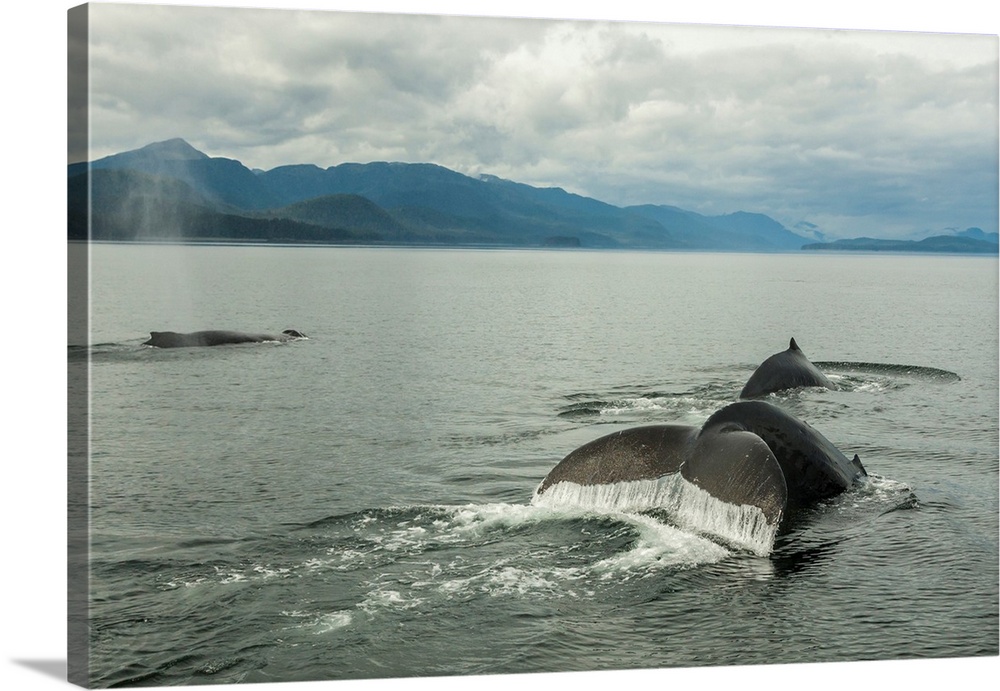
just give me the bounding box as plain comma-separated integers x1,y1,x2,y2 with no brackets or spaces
531,473,779,557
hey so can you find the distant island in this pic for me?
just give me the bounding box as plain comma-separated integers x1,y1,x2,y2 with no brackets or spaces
68,138,997,254
803,234,998,254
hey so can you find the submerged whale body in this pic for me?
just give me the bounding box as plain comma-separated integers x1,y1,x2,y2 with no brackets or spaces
533,401,866,552
739,338,836,398
143,329,307,348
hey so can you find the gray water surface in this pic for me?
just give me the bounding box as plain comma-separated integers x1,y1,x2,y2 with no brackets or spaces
77,245,999,687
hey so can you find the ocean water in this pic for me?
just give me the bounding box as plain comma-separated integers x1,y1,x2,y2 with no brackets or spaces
71,244,998,687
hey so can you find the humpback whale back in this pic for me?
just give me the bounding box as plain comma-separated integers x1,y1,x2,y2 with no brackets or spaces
739,337,836,398
143,329,307,348
704,401,866,507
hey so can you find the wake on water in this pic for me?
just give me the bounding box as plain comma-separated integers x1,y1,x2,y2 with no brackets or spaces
147,501,744,644
137,469,912,657
559,362,960,420
294,501,738,619
243,474,910,637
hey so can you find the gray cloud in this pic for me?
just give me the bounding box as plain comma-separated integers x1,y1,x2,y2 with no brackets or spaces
80,3,998,239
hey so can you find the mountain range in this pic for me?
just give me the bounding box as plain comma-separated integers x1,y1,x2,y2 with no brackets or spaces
67,138,997,253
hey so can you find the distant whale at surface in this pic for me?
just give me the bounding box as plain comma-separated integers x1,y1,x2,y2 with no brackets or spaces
533,400,866,553
143,329,307,348
739,338,836,398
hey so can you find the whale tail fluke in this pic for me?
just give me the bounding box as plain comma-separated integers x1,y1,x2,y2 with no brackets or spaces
680,426,788,528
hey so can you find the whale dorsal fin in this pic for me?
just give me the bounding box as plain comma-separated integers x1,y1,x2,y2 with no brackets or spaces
789,337,799,351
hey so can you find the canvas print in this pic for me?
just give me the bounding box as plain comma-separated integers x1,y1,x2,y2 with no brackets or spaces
67,2,999,688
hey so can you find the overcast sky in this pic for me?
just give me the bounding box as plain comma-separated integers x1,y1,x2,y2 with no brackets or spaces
76,1,998,239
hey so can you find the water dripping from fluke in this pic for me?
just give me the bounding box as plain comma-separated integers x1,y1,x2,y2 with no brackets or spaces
531,474,778,557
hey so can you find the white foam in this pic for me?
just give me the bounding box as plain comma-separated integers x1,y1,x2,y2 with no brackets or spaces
532,474,779,557
251,564,292,579
843,473,914,509
216,568,249,584
281,610,353,634
360,588,423,611
600,396,672,415
598,396,725,421
444,501,559,535
432,564,567,599
589,512,731,574
312,611,353,633
854,379,892,393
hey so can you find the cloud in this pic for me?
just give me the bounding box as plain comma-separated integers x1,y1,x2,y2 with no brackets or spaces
80,3,998,239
